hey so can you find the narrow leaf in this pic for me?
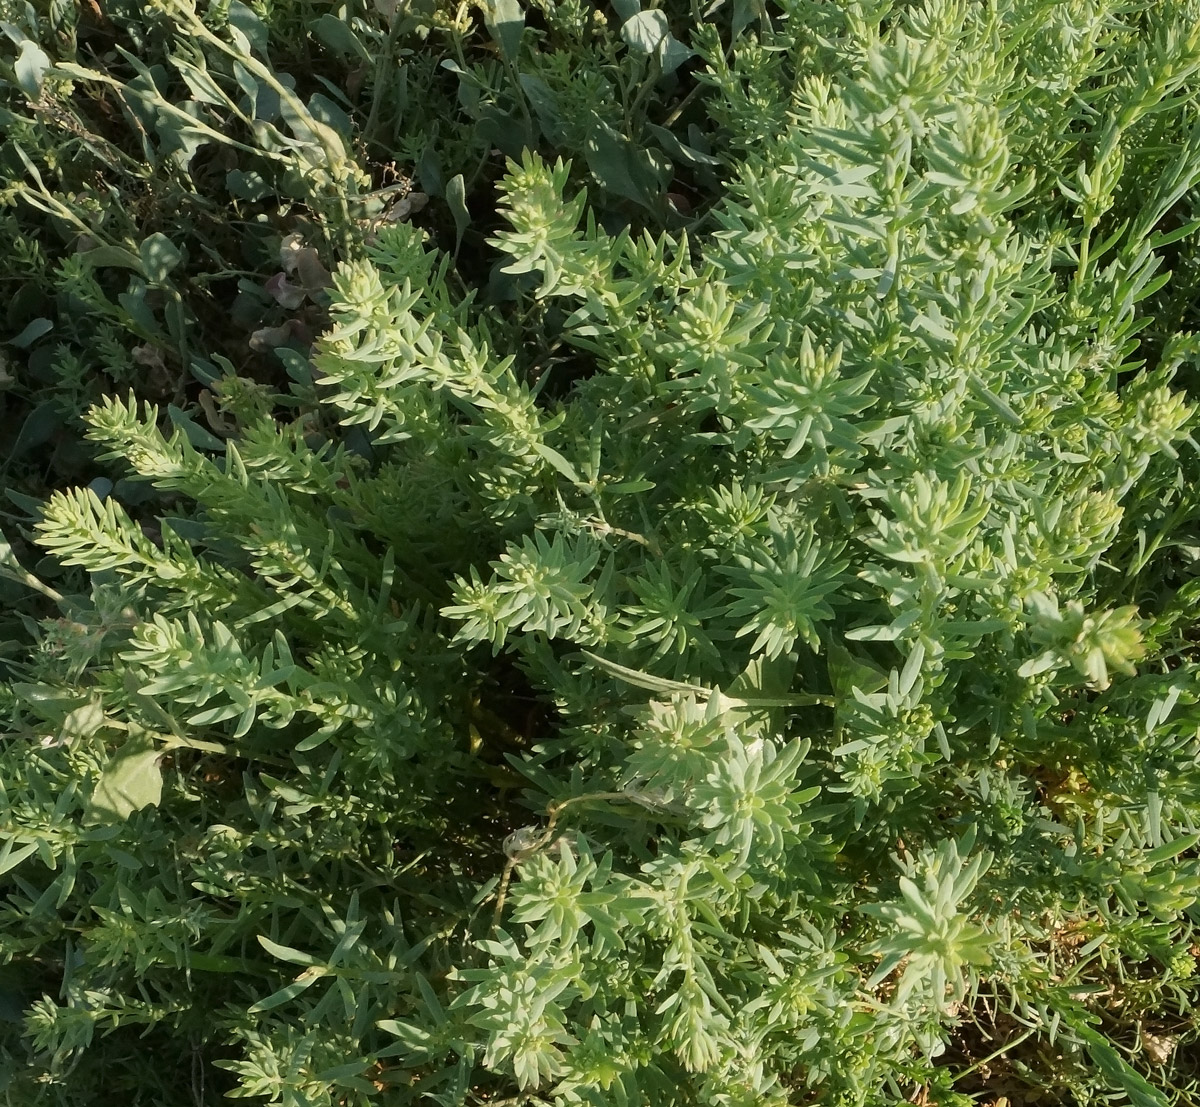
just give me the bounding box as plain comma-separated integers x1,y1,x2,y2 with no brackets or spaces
446,173,470,256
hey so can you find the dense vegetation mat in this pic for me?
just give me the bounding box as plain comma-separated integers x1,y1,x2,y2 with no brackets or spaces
3,1,1200,1104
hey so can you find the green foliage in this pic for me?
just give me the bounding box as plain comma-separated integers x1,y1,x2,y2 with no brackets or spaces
3,0,1200,1105
0,0,729,675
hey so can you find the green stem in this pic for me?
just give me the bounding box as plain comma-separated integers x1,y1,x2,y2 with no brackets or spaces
363,3,407,152
0,564,64,605
952,1025,1037,1082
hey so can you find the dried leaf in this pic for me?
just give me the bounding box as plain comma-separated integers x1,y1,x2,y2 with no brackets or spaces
279,235,332,293
265,272,308,308
1140,1028,1178,1066
131,345,167,373
249,319,310,352
294,249,332,294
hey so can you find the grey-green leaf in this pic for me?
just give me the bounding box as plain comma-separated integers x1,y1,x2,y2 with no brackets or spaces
620,9,668,55
446,173,470,256
139,233,183,284
584,122,663,208
84,733,164,825
228,0,269,56
78,244,146,272
310,15,371,61
14,39,51,97
1076,1024,1169,1107
658,31,693,76
487,0,524,62
8,318,52,349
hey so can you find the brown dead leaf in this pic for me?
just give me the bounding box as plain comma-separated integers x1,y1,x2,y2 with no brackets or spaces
249,319,311,352
279,234,332,294
264,272,307,309
1141,1026,1178,1065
